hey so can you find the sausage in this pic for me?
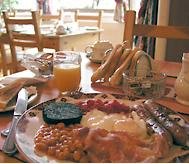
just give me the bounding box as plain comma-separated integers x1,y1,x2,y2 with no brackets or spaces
144,100,188,146
131,104,173,147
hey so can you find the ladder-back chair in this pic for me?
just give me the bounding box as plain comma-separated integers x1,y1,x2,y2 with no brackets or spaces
74,10,103,40
123,10,189,60
2,10,42,74
40,10,62,22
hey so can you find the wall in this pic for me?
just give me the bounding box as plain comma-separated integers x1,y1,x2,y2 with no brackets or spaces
75,16,125,49
166,0,189,62
100,21,124,46
154,0,170,61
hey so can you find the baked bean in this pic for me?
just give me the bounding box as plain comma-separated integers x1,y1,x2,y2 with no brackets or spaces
34,123,85,162
80,156,90,163
59,135,66,142
34,136,43,143
47,138,56,146
47,146,56,156
73,150,81,161
35,142,48,152
62,147,70,158
56,151,65,160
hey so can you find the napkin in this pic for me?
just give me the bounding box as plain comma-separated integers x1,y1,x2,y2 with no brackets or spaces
0,77,47,109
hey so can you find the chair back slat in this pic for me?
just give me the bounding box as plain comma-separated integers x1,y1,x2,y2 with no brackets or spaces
134,24,189,39
74,10,103,40
40,10,62,21
123,10,189,50
6,18,34,24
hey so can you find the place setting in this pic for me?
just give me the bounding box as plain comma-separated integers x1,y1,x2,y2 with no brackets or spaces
0,36,188,162
0,46,187,163
1,0,189,162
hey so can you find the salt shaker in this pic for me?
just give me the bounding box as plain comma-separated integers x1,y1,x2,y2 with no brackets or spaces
174,53,189,105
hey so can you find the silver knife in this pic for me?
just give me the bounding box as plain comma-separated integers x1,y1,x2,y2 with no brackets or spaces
2,88,28,156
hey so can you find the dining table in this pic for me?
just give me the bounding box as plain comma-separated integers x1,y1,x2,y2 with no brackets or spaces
0,23,103,60
0,53,188,163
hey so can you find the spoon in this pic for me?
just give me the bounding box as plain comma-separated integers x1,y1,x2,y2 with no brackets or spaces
1,128,9,137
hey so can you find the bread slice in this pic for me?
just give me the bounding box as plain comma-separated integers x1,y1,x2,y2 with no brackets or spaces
129,50,152,77
0,80,25,109
0,76,47,109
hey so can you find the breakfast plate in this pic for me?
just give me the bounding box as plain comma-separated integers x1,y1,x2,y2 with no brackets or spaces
15,93,189,163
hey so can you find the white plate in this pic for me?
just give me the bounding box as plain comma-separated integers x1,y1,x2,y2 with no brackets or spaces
84,26,99,30
0,90,38,113
15,93,135,163
14,93,189,163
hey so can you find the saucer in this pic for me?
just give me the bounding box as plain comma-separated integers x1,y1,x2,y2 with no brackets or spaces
86,53,102,64
89,56,102,64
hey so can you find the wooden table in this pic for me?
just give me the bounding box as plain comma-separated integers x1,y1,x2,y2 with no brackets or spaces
41,27,103,51
0,27,102,51
0,55,188,162
0,26,102,75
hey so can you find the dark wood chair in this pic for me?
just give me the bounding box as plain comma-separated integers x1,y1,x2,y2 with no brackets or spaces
123,10,189,60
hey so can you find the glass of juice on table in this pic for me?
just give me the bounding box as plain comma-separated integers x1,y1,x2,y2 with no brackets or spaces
53,51,81,95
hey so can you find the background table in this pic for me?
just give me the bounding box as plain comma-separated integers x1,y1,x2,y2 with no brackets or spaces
0,27,103,51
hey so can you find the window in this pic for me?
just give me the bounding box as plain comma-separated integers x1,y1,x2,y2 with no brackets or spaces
14,0,116,11
13,0,140,18
15,0,37,10
59,0,116,10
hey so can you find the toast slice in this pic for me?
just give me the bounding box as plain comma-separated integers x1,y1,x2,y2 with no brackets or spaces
0,77,47,109
0,80,25,109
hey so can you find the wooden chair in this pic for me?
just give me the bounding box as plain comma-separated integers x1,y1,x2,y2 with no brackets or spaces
74,10,103,40
12,9,33,17
40,10,62,22
2,10,42,74
123,10,189,59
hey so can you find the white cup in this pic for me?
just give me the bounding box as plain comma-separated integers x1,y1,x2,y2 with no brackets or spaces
85,41,113,61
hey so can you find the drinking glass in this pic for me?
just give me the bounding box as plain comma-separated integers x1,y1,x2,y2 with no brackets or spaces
21,52,53,78
53,51,81,95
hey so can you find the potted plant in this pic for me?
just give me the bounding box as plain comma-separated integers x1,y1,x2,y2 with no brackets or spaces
0,0,18,32
0,0,18,13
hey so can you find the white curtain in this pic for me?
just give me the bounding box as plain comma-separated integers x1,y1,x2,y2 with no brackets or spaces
113,2,123,22
113,0,127,22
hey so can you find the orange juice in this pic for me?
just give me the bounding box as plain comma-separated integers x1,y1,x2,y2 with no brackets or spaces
53,63,81,92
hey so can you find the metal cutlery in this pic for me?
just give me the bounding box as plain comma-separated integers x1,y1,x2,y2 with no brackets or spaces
2,88,28,156
1,86,37,137
1,128,10,137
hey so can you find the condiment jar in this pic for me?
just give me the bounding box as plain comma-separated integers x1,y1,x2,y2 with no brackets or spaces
174,53,189,105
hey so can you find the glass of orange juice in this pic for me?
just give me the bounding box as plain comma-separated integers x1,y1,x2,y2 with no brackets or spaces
53,51,81,95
